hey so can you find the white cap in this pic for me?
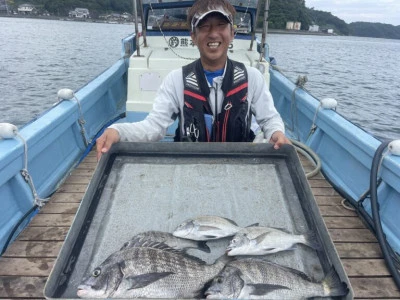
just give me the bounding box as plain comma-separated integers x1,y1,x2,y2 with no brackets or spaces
191,6,233,31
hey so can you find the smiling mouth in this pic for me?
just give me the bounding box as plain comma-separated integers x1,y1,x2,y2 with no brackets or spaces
207,42,221,48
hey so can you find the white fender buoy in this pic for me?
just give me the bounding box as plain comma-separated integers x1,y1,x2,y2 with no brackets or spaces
0,123,18,139
320,98,338,109
388,140,400,156
57,88,75,100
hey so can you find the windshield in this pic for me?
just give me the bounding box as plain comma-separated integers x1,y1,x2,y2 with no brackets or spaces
146,6,253,33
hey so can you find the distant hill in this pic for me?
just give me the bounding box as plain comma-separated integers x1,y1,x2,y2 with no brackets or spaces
4,0,400,39
306,8,349,35
266,0,400,40
348,22,400,39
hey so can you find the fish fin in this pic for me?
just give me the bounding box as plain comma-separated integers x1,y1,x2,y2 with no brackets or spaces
285,245,297,251
303,231,322,251
254,232,272,244
119,241,130,251
198,225,222,232
197,241,211,253
245,222,259,228
121,237,183,254
248,283,290,296
264,261,314,281
218,216,239,226
322,267,348,297
261,247,278,253
269,226,292,234
201,235,218,240
197,278,215,299
125,272,174,290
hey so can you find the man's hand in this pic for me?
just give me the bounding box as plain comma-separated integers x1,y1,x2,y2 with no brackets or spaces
270,131,291,150
96,128,120,161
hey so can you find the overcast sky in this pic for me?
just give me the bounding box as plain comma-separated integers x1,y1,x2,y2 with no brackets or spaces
305,0,400,26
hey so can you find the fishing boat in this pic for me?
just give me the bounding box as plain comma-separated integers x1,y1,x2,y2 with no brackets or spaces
0,0,399,298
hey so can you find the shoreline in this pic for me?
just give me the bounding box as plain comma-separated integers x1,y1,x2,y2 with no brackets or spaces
267,28,335,36
0,14,134,25
1,15,335,35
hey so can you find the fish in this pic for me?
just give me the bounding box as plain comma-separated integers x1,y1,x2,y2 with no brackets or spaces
77,238,228,298
120,230,210,253
226,226,320,256
173,215,252,241
205,258,348,299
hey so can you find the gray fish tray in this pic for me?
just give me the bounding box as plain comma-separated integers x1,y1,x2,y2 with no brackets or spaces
44,142,353,299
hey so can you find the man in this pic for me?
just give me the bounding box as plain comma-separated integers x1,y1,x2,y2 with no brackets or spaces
96,0,290,161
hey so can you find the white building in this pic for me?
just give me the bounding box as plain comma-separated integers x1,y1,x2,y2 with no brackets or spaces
286,21,294,30
293,22,301,30
17,3,36,14
69,8,90,18
309,25,319,32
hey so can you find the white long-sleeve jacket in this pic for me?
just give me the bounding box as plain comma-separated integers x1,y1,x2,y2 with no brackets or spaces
110,64,285,142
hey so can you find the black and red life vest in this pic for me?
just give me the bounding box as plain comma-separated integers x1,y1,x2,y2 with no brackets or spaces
175,58,254,142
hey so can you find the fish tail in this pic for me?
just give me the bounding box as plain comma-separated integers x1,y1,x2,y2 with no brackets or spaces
197,241,211,253
303,231,322,250
322,267,349,297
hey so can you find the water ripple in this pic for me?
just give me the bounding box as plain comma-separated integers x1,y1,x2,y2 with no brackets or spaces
268,34,400,140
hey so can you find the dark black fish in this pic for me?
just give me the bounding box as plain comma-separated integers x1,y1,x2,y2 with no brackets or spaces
205,258,348,299
77,238,227,298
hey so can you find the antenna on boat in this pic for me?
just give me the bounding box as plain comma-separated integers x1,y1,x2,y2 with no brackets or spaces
133,0,141,56
249,0,262,51
259,0,269,62
138,0,147,47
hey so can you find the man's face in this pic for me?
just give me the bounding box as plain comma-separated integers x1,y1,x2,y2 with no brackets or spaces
191,13,234,71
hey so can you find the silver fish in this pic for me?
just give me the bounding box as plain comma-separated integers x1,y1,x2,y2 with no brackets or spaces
120,231,210,253
226,226,320,256
173,215,245,241
77,238,227,298
205,258,348,299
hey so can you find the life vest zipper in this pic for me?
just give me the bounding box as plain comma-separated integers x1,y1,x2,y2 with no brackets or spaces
213,83,218,142
222,102,232,142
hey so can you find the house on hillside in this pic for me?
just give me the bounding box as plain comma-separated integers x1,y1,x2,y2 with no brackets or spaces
309,25,319,32
17,3,36,15
69,8,90,18
286,21,301,31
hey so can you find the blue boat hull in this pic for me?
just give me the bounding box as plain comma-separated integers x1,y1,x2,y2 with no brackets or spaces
1,31,400,263
0,35,135,252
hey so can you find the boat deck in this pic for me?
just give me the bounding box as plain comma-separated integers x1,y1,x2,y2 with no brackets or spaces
1,150,399,299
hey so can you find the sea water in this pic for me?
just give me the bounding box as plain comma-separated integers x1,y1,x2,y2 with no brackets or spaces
0,17,399,140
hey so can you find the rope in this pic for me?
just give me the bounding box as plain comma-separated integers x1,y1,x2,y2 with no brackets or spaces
289,75,308,141
149,2,195,61
290,139,321,179
16,133,50,207
73,96,89,147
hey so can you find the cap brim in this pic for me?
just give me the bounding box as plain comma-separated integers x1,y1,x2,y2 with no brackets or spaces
192,9,232,31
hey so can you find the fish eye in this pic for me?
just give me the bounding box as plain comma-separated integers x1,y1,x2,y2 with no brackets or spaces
92,268,101,277
216,276,223,284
